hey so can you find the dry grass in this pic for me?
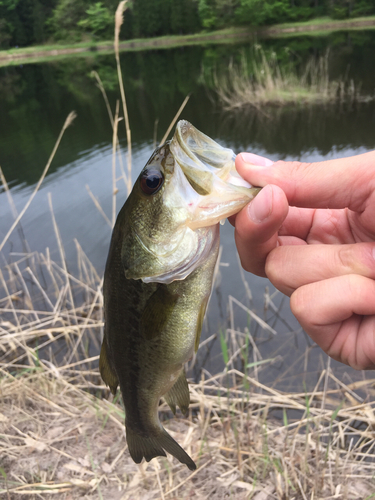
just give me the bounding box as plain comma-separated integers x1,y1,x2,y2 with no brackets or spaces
1,248,375,499
1,4,375,499
212,47,369,111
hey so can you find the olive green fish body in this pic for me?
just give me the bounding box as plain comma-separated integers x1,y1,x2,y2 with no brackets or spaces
100,121,260,470
102,205,219,469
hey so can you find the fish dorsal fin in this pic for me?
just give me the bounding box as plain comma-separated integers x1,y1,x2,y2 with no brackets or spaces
99,338,118,395
194,294,210,353
140,285,179,340
164,370,190,416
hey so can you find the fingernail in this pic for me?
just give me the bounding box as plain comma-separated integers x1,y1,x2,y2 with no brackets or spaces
248,185,273,223
240,152,274,167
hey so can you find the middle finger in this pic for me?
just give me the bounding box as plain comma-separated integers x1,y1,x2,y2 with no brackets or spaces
279,206,357,244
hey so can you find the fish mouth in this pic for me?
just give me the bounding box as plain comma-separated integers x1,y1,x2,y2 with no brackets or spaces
170,121,260,229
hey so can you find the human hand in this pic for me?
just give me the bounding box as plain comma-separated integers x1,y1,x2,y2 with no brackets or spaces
233,151,375,370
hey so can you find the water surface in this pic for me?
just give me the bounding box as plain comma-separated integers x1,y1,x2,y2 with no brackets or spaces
1,30,375,390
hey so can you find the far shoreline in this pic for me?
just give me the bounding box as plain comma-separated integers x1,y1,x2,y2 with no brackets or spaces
1,16,375,67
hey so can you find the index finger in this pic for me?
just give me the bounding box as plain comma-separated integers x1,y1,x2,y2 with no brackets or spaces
236,151,375,213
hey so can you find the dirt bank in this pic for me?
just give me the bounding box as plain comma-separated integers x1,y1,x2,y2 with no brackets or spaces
1,17,375,66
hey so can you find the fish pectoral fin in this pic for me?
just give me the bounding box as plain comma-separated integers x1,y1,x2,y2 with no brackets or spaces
164,370,190,416
194,294,210,353
99,338,118,395
140,285,179,340
126,425,196,471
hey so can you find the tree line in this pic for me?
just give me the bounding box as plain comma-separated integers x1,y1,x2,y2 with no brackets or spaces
1,0,375,49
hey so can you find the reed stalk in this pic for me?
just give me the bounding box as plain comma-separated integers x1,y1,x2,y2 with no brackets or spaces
211,48,368,110
0,112,76,254
115,0,132,196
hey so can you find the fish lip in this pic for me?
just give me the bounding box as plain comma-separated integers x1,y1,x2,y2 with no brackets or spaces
170,120,260,228
172,120,251,188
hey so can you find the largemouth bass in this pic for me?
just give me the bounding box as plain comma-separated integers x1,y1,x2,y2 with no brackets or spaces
100,120,259,470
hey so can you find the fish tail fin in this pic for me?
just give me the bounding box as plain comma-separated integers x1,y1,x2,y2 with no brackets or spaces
126,425,196,471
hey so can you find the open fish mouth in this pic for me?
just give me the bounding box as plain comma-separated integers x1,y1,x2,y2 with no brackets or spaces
170,120,260,229
172,120,252,188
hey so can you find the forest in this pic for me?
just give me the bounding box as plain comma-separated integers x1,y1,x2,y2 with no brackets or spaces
1,0,375,49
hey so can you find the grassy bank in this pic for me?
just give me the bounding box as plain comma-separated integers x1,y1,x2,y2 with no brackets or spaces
1,244,375,499
263,14,375,37
210,48,373,110
1,247,375,499
1,16,375,68
0,27,252,68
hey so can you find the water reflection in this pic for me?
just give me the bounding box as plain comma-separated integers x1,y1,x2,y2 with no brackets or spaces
1,31,375,389
218,101,375,157
1,30,375,186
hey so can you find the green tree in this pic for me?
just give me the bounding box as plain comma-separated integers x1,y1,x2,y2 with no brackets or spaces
235,0,316,25
1,0,375,49
0,18,11,47
78,2,113,37
329,0,375,19
47,0,89,40
351,0,375,16
198,0,219,28
198,0,239,29
0,0,56,48
234,0,267,25
170,0,201,33
132,0,172,37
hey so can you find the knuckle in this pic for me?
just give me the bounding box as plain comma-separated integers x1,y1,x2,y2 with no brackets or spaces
265,248,281,284
345,274,364,300
239,253,266,277
275,160,310,177
265,247,289,289
234,207,256,243
290,288,309,323
290,161,312,177
336,245,354,272
239,256,252,274
274,160,312,201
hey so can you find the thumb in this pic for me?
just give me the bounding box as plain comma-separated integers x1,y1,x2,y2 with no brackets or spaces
236,151,375,213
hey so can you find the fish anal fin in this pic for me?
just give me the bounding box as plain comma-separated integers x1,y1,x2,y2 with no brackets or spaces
195,294,210,353
99,339,118,395
140,285,179,340
126,425,196,471
164,370,190,416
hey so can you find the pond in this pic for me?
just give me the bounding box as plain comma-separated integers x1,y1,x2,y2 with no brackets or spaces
1,29,375,392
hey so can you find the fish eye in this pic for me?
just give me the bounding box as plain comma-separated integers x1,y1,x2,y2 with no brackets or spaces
140,169,164,195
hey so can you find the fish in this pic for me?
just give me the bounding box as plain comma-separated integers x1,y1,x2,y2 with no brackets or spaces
99,120,260,470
